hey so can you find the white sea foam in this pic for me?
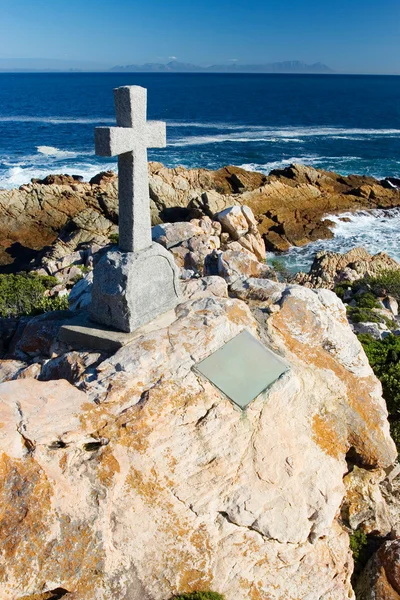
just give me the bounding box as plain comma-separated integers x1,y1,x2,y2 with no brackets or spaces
0,115,114,124
36,146,80,159
279,208,400,273
238,155,363,174
0,159,116,189
169,134,305,147
168,125,400,147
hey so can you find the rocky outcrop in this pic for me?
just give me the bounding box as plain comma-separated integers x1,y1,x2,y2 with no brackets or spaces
2,163,400,272
0,263,397,599
294,247,400,289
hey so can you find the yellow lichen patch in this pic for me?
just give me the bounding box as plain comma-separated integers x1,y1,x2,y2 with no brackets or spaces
140,339,158,352
114,381,200,454
58,452,68,473
226,302,251,325
0,451,105,599
35,514,104,598
270,297,396,467
0,452,53,588
125,467,165,503
248,583,267,600
312,414,346,460
124,463,214,596
97,446,120,488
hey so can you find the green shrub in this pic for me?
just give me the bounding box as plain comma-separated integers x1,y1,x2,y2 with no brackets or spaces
349,529,368,563
76,264,90,275
358,334,400,418
70,273,84,285
358,333,400,454
0,273,69,318
354,292,380,309
390,420,400,451
349,529,373,583
270,258,291,281
346,306,380,324
169,593,225,600
109,233,119,245
334,282,352,300
366,270,400,303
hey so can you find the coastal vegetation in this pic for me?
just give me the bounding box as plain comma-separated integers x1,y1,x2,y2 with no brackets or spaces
349,529,370,580
334,271,400,451
358,333,400,450
0,272,69,318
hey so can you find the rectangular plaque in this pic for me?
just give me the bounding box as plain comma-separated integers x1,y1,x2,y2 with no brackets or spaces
194,329,288,409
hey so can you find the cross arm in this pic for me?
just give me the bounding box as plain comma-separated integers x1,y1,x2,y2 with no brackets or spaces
95,127,136,157
146,120,166,148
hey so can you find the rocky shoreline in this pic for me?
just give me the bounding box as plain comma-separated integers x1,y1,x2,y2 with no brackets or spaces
1,164,400,599
1,162,399,274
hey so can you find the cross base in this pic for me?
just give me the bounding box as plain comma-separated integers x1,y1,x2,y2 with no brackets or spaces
90,244,182,333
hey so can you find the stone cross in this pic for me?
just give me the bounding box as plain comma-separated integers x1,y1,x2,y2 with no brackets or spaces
89,86,181,334
95,86,166,253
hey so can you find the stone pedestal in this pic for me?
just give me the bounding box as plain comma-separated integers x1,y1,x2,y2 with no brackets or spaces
90,244,182,333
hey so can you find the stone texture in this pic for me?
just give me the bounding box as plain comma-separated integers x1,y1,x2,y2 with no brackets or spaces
229,277,284,304
2,163,400,272
355,540,400,600
8,311,76,359
95,86,166,254
152,221,205,249
68,272,93,311
352,321,390,340
0,359,26,382
216,205,250,240
90,244,182,333
217,245,272,284
0,279,396,600
294,247,400,289
342,466,391,535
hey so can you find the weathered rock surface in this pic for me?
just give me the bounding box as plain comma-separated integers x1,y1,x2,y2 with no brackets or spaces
294,247,400,290
0,275,396,599
355,539,400,599
2,162,400,272
343,466,391,535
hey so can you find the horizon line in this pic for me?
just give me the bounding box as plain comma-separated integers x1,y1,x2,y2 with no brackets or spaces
0,70,399,76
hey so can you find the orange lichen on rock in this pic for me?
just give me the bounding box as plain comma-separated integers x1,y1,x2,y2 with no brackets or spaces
269,289,396,468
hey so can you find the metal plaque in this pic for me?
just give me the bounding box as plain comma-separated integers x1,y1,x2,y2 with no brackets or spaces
194,329,289,409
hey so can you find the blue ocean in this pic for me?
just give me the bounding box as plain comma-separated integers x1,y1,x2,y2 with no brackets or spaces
0,72,399,269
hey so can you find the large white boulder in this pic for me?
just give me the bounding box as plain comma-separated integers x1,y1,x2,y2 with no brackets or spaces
0,282,396,600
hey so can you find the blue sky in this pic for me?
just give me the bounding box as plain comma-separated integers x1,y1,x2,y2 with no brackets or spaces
0,0,399,73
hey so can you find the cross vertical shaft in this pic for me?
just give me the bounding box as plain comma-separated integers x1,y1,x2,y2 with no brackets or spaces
95,85,166,253
118,144,152,252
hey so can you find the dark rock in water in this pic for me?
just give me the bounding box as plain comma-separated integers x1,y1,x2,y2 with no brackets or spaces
89,170,117,185
31,173,84,185
382,177,400,190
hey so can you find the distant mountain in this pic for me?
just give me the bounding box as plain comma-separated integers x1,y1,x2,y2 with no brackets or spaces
0,58,334,74
0,58,109,72
110,60,334,74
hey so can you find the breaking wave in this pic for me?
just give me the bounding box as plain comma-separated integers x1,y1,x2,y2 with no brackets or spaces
0,115,114,124
169,126,400,147
277,208,400,273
